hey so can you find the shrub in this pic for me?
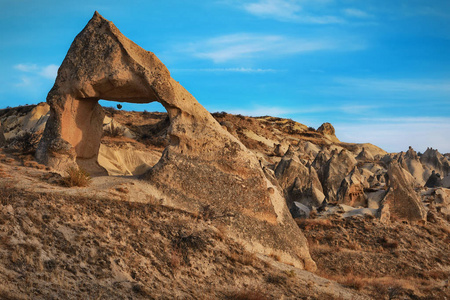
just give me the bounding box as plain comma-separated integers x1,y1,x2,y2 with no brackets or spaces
227,289,268,300
62,167,91,187
8,131,41,154
103,120,125,137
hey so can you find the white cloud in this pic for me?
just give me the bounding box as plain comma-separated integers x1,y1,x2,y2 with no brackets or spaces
335,77,450,93
14,76,33,87
241,0,343,23
222,103,377,117
14,64,39,73
243,0,302,21
14,63,59,81
172,67,279,73
342,8,372,18
39,64,59,79
185,33,340,63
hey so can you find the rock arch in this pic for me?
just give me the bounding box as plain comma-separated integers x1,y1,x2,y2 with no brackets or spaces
36,12,316,271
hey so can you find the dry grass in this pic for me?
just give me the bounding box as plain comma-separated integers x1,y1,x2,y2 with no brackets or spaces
229,251,257,266
269,252,281,261
296,218,333,230
227,289,269,300
61,167,91,187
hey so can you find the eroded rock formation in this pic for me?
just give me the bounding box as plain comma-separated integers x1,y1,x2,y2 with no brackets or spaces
380,162,427,223
35,12,316,270
0,121,5,147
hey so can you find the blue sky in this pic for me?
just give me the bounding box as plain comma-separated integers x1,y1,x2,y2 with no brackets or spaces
1,0,449,153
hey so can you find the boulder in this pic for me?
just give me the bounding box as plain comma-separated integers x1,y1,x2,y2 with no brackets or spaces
35,12,316,271
336,168,367,207
356,147,374,161
396,147,427,185
317,122,340,143
425,170,442,188
421,148,450,178
379,162,426,223
275,147,324,210
319,149,357,202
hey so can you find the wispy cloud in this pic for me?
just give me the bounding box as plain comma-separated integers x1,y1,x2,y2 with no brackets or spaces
342,8,372,19
183,33,360,63
243,0,301,21
335,77,450,93
14,63,59,80
240,0,343,24
223,103,378,117
172,67,279,73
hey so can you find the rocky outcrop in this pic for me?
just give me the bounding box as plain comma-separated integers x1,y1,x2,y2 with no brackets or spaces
275,147,325,213
0,103,49,140
0,121,5,147
336,168,367,207
35,12,315,270
379,162,426,223
319,149,357,202
317,122,340,143
401,147,427,185
421,148,450,178
356,147,374,161
425,170,442,188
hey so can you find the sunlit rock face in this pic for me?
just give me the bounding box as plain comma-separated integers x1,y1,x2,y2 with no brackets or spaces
35,12,316,271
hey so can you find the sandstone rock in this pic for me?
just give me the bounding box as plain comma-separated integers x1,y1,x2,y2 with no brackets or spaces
298,141,321,158
356,147,374,161
275,146,307,191
35,12,315,270
0,121,5,147
319,149,357,202
395,147,427,185
274,143,286,156
421,148,450,178
291,202,311,219
317,122,340,143
275,147,324,210
379,162,427,223
425,170,443,188
0,103,49,140
317,122,335,136
311,150,329,171
336,168,367,207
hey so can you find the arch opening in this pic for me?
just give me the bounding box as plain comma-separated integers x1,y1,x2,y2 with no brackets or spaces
64,98,169,177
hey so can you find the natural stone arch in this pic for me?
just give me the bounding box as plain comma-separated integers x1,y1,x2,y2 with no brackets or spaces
36,12,317,271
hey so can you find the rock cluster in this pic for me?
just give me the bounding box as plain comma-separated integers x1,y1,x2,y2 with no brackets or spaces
274,142,450,223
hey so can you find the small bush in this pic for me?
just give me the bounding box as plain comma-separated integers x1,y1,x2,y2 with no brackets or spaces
266,274,287,285
8,131,41,154
62,167,91,187
103,123,125,137
378,236,399,249
228,289,268,300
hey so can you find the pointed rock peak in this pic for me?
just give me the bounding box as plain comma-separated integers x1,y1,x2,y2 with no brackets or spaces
356,146,374,161
317,122,335,135
284,144,297,157
405,146,418,159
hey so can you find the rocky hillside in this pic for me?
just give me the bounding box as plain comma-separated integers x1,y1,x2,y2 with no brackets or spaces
1,103,449,299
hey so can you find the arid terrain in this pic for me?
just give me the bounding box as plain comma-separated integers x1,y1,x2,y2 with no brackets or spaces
0,104,449,299
0,11,448,300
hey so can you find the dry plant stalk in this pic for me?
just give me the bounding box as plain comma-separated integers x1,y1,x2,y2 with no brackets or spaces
62,167,91,187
